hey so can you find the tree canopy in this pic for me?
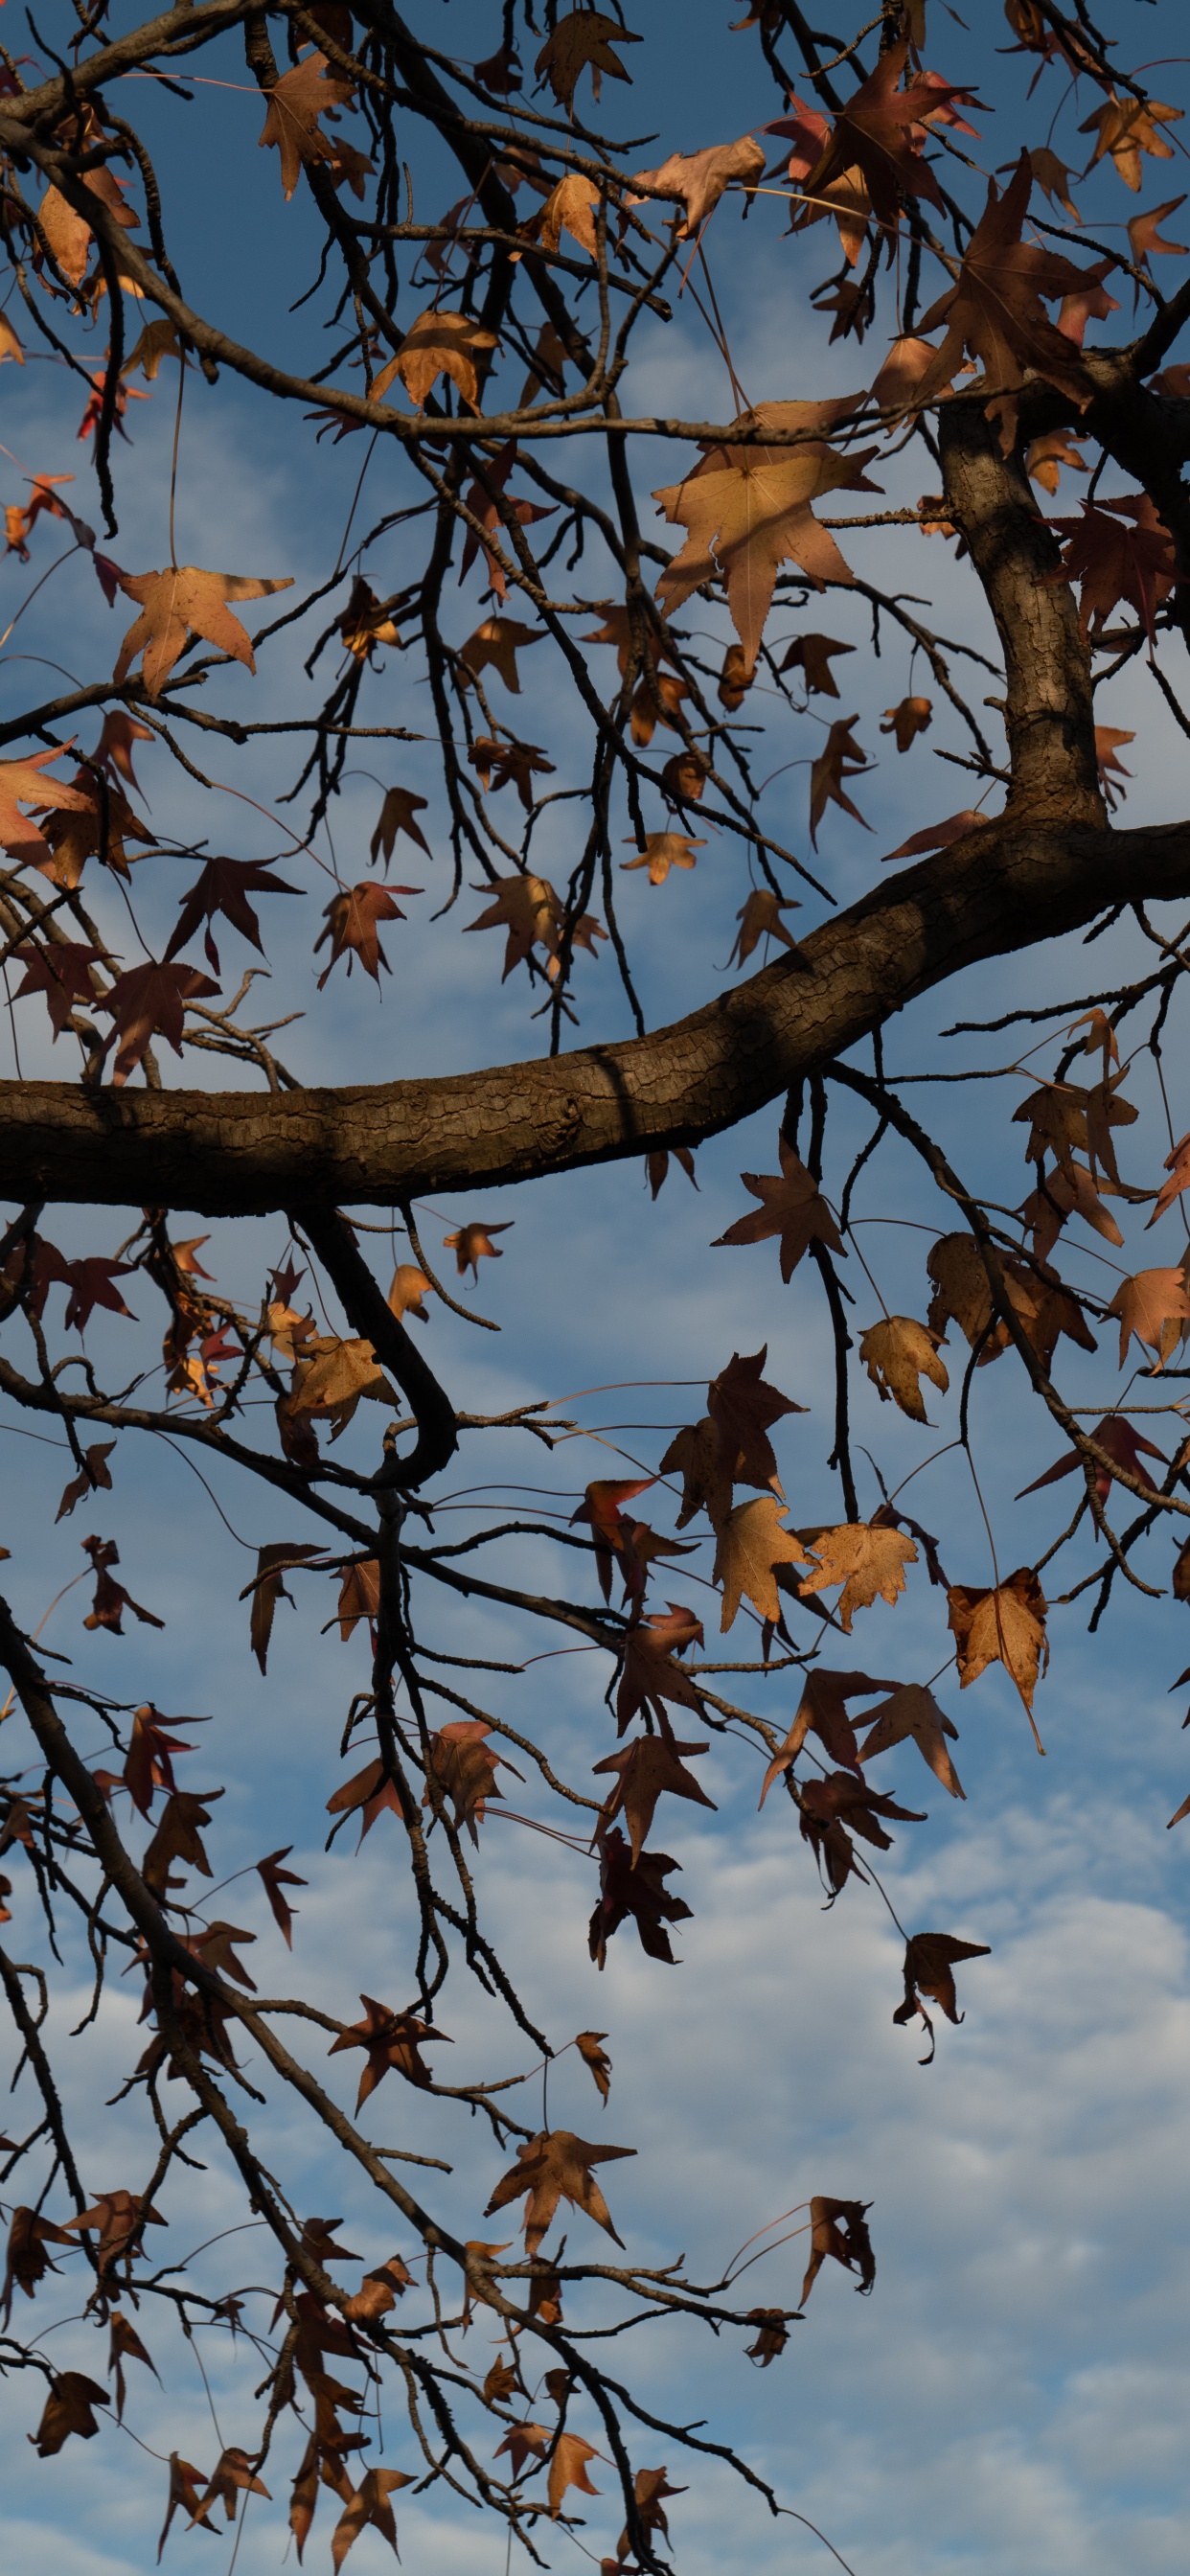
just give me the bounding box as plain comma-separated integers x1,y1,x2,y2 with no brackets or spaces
1,2,1190,2569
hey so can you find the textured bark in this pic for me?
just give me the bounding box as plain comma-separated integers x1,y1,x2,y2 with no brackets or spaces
0,816,1186,1214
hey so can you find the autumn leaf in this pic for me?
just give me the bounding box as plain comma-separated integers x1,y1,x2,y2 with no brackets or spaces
189,2448,271,2528
1096,722,1134,812
708,1344,804,1492
166,854,301,976
124,1703,196,1817
881,807,987,862
494,2419,552,2477
798,2196,875,2307
370,785,430,867
728,888,800,965
82,1534,165,1635
914,153,1102,448
629,133,765,238
620,832,704,884
460,615,544,691
576,2030,612,2104
659,1414,733,1530
329,1996,447,2108
810,715,872,844
1129,195,1188,273
1017,1411,1165,1504
589,1828,692,1966
2,2205,73,2325
1079,89,1181,192
443,1218,513,1279
467,871,565,978
535,11,640,112
777,632,855,697
548,2432,602,2518
339,575,401,663
571,1476,655,1601
713,1495,811,1630
537,172,602,257
142,1786,220,1895
1151,1127,1190,1227
615,1602,705,1734
745,2308,794,2363
240,1542,326,1673
948,1567,1049,1730
797,38,970,235
654,403,880,675
256,1845,307,1945
858,1683,965,1798
424,1718,519,1841
330,2466,413,2568
388,1261,432,1322
880,693,931,751
893,1931,991,2060
593,1733,716,1864
30,2371,111,2456
869,333,949,410
1106,1266,1190,1368
108,2308,159,2423
378,310,497,409
469,737,556,808
485,2128,635,2257
1053,493,1177,645
1024,143,1082,221
259,51,357,198
798,1523,917,1632
714,1133,845,1281
0,745,95,869
290,1335,398,1438
314,880,419,988
1025,427,1088,494
114,566,292,701
759,1668,900,1796
326,1754,410,1843
859,1315,949,1421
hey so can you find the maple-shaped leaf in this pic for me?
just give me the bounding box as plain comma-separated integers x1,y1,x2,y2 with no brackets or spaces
1022,1156,1124,1263
12,940,104,1038
759,1669,900,1798
370,785,430,868
142,1785,220,1895
1054,493,1177,646
57,1437,116,1522
858,1684,964,1798
593,1733,715,1864
728,888,800,966
880,694,931,752
314,879,419,988
108,2307,159,2424
291,1335,399,1438
799,1523,918,1632
63,2188,166,2280
443,1217,514,1280
810,715,872,845
424,1718,519,1842
30,2371,111,2456
485,2128,635,2257
343,2254,414,2322
620,831,704,885
576,2030,612,2104
1106,1266,1190,1368
1025,428,1088,494
629,132,765,238
549,2433,602,2518
799,36,966,232
535,11,640,111
159,2454,210,2561
494,2419,552,2477
378,309,497,410
124,1702,196,1817
714,1496,811,1631
948,1567,1049,1727
1096,723,1134,812
859,1315,949,1422
259,51,356,199
2,2206,73,2325
629,666,689,744
98,959,218,1086
469,737,556,809
326,1755,411,1844
467,871,565,978
257,1844,308,1945
1129,195,1188,276
926,1230,1014,1364
329,1996,447,2109
582,599,680,678
535,172,602,258
460,615,544,692
166,854,301,976
114,567,293,701
240,1542,326,1673
708,1344,804,1492
869,333,947,410
589,1828,692,1966
188,2448,271,2528
714,1134,845,1281
1079,89,1181,193
778,632,856,701
659,1415,733,1530
798,2196,875,2307
82,1534,165,1635
1021,143,1082,221
0,745,94,868
1017,1412,1165,1505
615,1602,705,1735
914,153,1102,449
893,1931,991,2060
338,574,401,663
571,1476,655,1601
881,808,987,862
1151,1129,1190,1227
654,403,880,674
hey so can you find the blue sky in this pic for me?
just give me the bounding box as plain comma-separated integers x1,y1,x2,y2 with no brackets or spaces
3,6,1190,2574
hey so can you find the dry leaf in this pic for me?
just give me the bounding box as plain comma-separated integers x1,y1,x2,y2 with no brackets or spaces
1106,1266,1190,1368
948,1567,1049,1723
654,404,880,675
259,52,356,199
859,1315,949,1421
114,566,293,701
798,1523,918,1631
880,693,931,751
443,1218,513,1279
576,2030,612,2104
620,832,704,884
893,1931,991,2059
484,2128,635,2257
548,2431,601,2518
713,1496,811,1630
858,1683,964,1797
629,133,765,237
593,1733,716,1864
713,1133,844,1280
588,1828,692,1966
314,880,419,987
728,888,800,965
798,2196,875,2307
381,310,497,409
535,12,640,112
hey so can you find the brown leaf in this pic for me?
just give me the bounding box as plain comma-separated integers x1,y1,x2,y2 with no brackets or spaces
660,1414,733,1530
142,1786,220,1896
709,1343,804,1491
290,1336,399,1437
259,52,356,199
593,1733,716,1864
629,133,765,237
588,1828,692,1966
314,879,419,988
914,153,1100,449
1025,427,1088,494
339,575,401,663
188,2447,271,2527
810,715,872,844
859,1315,949,1422
240,1543,325,1673
535,12,640,112
114,566,292,701
778,631,855,696
745,2307,794,2363
1055,493,1177,646
880,693,932,752
1079,89,1181,193
329,1996,447,2109
948,1568,1049,1725
0,745,96,869
56,1438,115,1523
615,1602,705,1734
620,831,704,885
494,2418,552,2476
576,2030,612,2104
424,1717,518,1841
469,737,555,807
538,172,602,257
81,1534,165,1635
485,2128,635,2257
108,2307,159,2422
1017,1411,1164,1505
379,309,497,409
2,2206,73,2325
727,888,800,966
1106,1266,1190,1368
893,1931,991,2059
797,37,969,235
256,1845,307,1946
799,2196,875,2306
30,2371,110,2456
158,2453,210,2561
714,1133,844,1281
548,2432,602,2518
713,1496,811,1630
882,807,987,862
858,1683,965,1798
759,1668,900,1798
370,786,429,868
460,614,545,693
654,405,880,675
798,1523,918,1632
